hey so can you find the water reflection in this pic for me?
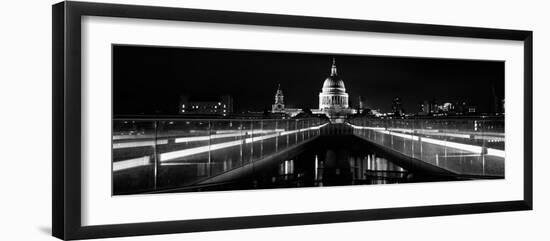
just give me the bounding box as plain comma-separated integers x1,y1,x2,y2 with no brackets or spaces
253,145,413,189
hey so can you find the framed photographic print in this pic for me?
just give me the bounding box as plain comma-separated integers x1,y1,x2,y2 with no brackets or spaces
52,1,533,240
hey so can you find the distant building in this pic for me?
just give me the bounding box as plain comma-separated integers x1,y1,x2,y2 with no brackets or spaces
420,100,476,116
455,101,477,115
270,85,302,117
312,58,354,122
357,96,369,114
491,84,505,114
179,95,233,115
421,100,456,115
420,100,434,115
272,84,285,112
392,97,404,116
440,102,455,112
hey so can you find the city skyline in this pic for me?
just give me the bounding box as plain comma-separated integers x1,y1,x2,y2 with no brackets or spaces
112,45,506,196
113,45,504,116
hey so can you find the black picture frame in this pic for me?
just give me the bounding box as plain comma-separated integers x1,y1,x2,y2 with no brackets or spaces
52,1,533,240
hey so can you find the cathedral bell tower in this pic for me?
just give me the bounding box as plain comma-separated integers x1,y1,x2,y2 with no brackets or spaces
272,84,285,113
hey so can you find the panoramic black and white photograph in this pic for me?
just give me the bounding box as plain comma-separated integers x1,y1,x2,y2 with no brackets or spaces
112,45,505,195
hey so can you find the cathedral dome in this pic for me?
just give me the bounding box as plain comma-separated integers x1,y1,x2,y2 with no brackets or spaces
318,58,350,121
322,76,346,92
321,58,346,93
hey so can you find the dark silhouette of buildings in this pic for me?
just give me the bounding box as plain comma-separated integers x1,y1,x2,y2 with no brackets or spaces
392,97,404,116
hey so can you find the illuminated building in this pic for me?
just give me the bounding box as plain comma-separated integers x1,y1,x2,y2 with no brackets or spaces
272,84,285,113
271,84,302,117
179,95,233,116
316,58,353,122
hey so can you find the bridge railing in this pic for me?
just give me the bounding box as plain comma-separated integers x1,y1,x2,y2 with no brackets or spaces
112,118,327,194
348,117,505,177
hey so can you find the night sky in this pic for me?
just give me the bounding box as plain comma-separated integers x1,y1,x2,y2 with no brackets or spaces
113,45,504,116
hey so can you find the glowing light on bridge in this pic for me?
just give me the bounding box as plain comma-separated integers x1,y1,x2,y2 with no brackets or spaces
112,123,327,172
174,129,286,143
348,124,505,158
159,123,327,162
112,139,168,149
113,156,151,171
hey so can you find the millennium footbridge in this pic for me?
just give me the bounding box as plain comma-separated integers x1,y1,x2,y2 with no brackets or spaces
112,116,504,195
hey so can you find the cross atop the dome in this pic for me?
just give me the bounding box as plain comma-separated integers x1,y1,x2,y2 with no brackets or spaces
331,58,337,76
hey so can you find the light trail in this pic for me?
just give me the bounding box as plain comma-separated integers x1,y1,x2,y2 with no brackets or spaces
348,124,505,158
159,123,326,162
113,156,150,171
113,129,287,149
113,139,168,149
350,124,503,141
174,129,286,143
113,122,326,171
